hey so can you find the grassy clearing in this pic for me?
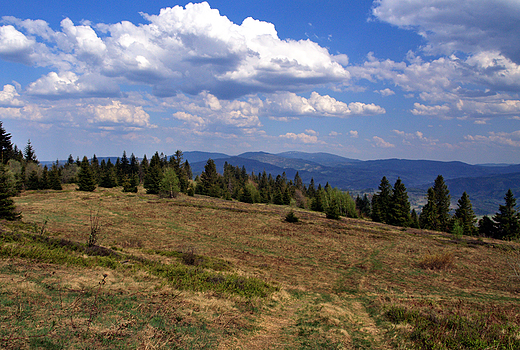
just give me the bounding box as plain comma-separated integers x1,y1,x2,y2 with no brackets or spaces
1,185,519,349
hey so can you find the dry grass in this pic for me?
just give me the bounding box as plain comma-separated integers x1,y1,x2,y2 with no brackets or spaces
1,185,519,349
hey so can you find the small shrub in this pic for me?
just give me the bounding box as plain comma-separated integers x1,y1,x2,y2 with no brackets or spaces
285,211,299,223
419,252,454,270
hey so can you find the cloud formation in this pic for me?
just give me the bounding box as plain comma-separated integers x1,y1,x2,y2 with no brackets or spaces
372,0,520,64
1,2,350,100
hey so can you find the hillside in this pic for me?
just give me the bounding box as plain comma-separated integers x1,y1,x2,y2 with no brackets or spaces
1,186,520,349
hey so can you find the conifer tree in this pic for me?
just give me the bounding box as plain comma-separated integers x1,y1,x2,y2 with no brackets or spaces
77,156,97,192
26,169,40,190
433,175,451,232
24,139,38,164
389,178,411,227
325,195,341,220
454,191,477,236
0,121,13,164
410,209,420,229
143,163,162,194
40,165,50,190
478,216,496,237
200,159,220,197
419,188,438,230
371,176,392,223
50,163,62,190
493,189,520,240
0,165,21,220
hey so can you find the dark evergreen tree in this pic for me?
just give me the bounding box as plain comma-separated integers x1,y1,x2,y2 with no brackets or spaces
24,139,38,164
389,178,411,227
478,216,496,237
99,159,117,188
0,165,21,220
371,176,392,223
433,175,451,232
143,164,162,194
40,165,50,190
26,169,40,190
184,160,192,180
0,121,13,164
493,189,520,240
50,163,62,190
325,195,341,220
410,209,420,229
239,184,254,204
200,159,220,197
419,188,438,230
453,191,477,236
77,156,97,192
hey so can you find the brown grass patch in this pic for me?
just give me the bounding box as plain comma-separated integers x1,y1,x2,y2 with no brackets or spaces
418,252,455,270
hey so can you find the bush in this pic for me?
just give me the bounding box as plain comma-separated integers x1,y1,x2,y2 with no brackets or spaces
285,211,299,223
418,252,454,270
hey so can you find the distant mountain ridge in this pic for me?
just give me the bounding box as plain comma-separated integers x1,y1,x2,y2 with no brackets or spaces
185,151,520,215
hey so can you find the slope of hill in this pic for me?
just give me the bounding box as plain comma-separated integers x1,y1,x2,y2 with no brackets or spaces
4,186,520,349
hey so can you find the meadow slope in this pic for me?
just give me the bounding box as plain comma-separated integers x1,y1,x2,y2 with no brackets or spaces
1,185,519,349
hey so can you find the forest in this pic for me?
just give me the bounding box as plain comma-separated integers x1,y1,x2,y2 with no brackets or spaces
1,121,519,241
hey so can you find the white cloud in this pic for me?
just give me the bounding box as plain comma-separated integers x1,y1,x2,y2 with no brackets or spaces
86,100,151,126
372,136,395,148
0,84,24,107
280,132,318,144
411,103,451,117
0,25,35,64
26,71,120,98
465,130,520,147
3,2,350,99
349,130,358,138
392,129,438,144
265,91,385,117
375,88,395,96
372,0,520,63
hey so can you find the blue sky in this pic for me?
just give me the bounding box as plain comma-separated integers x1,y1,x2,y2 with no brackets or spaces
1,0,519,164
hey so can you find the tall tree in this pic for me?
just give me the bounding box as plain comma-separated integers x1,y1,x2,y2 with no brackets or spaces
493,189,520,240
0,121,13,164
160,167,180,198
77,156,97,192
453,192,477,236
433,175,451,232
50,163,62,190
389,178,411,227
24,139,38,164
0,165,21,220
419,188,438,230
143,163,162,194
371,176,392,223
200,159,220,197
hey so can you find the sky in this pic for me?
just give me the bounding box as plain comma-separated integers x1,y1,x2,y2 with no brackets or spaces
0,0,519,164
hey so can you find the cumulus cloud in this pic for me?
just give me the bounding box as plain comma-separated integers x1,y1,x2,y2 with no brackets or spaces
0,84,24,107
372,136,395,148
349,130,358,138
465,130,520,147
26,71,120,98
375,88,395,96
2,2,350,99
393,129,438,145
372,0,520,64
86,100,151,126
280,132,318,144
265,91,385,117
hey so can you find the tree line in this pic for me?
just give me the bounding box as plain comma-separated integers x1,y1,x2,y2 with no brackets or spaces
0,121,518,240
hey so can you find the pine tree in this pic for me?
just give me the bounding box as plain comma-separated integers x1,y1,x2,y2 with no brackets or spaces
478,216,496,237
410,209,420,229
0,165,21,220
77,156,97,192
143,164,162,194
419,188,438,230
389,178,411,227
40,165,50,190
0,121,13,164
493,189,520,240
200,159,220,197
371,176,392,223
26,169,40,190
454,192,477,236
325,195,341,220
50,163,62,190
24,139,38,164
433,175,451,232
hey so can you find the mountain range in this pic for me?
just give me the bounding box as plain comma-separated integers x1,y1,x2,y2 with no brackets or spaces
184,151,520,216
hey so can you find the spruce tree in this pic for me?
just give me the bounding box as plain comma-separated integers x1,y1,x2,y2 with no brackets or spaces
389,178,411,227
77,156,97,192
419,188,438,230
325,195,341,220
50,163,62,190
200,159,220,197
493,189,520,240
144,164,162,194
478,216,496,237
454,191,477,236
371,176,392,223
26,169,40,190
433,175,451,232
0,165,21,220
24,139,38,164
0,121,13,164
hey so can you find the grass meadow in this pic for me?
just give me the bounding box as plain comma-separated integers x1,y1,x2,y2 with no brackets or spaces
1,184,519,349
